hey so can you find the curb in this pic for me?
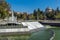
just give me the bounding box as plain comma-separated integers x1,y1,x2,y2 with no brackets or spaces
50,30,55,40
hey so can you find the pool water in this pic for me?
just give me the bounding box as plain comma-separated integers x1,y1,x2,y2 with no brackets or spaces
29,29,51,40
50,28,60,40
0,29,52,40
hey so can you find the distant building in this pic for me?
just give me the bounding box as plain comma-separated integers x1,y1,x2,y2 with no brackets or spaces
45,7,52,13
16,12,23,14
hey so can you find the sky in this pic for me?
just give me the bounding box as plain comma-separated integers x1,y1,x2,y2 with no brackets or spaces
6,0,60,13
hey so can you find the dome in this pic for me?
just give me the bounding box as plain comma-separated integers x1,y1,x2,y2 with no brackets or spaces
45,7,52,12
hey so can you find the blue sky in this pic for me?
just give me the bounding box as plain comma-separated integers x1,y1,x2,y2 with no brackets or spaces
6,0,60,13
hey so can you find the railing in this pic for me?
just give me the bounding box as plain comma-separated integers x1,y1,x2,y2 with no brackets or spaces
0,25,28,29
18,20,60,23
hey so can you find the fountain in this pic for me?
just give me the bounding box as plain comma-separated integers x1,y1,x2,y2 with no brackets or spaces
0,10,45,40
0,10,45,33
8,11,17,24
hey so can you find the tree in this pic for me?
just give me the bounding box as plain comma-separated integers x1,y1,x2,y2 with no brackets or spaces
33,8,44,20
46,9,55,20
55,13,60,20
37,8,40,20
55,7,60,15
29,14,35,20
0,0,10,19
36,8,44,20
33,9,37,19
22,12,28,20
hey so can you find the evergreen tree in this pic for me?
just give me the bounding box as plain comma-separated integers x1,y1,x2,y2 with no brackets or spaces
33,9,37,19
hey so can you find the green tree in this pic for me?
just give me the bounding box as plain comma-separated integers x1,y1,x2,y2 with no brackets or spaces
22,12,28,20
33,9,37,19
55,13,60,19
36,8,44,20
29,14,35,20
0,0,10,19
33,8,44,20
46,9,55,20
